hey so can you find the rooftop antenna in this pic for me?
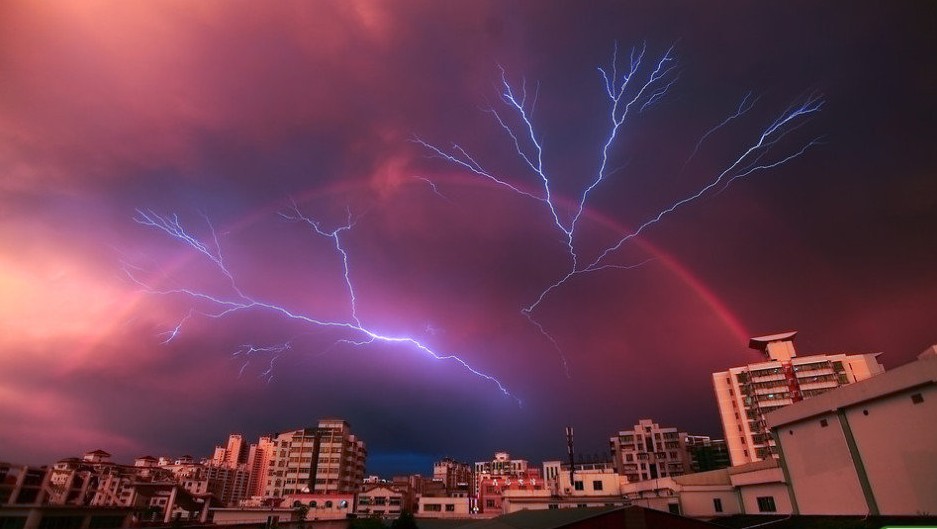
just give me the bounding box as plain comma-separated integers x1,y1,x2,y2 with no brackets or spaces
565,426,575,487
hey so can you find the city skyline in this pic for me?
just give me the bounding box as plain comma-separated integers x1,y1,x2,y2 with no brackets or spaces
2,1,935,478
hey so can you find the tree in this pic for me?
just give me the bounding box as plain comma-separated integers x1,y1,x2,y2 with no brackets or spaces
391,511,418,529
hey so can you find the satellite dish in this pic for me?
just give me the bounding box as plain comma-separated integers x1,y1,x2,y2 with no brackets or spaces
339,500,348,508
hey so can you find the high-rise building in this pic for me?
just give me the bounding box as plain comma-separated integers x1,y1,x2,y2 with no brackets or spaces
712,331,886,466
609,419,694,482
211,434,249,469
246,436,275,498
263,418,366,498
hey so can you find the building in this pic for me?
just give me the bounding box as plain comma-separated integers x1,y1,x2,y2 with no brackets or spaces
609,419,694,482
212,434,249,469
433,458,473,493
1,462,49,507
245,436,274,499
417,495,472,518
285,492,355,520
767,344,937,515
684,437,729,473
499,461,627,514
419,505,719,529
473,453,541,514
263,419,366,498
355,484,411,518
713,331,886,466
202,464,250,506
621,458,792,518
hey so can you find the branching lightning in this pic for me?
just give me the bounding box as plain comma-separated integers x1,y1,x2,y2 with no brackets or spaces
129,207,520,404
130,41,822,398
416,42,823,371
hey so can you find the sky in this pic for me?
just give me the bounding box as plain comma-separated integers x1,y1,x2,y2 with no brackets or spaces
1,1,935,477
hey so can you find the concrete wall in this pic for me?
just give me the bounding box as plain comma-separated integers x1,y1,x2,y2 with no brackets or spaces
416,496,471,518
846,386,937,515
678,489,741,518
774,411,866,514
737,482,792,515
771,353,937,516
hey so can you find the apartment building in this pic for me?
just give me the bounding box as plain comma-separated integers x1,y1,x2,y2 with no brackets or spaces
211,434,249,469
713,331,886,466
609,419,694,482
473,452,535,512
433,458,473,492
245,436,275,498
263,418,366,497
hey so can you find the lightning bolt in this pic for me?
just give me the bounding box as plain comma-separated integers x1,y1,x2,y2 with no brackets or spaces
234,343,293,383
129,208,520,404
416,42,823,369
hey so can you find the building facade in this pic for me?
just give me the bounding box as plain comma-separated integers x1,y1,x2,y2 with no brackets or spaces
713,331,886,466
767,345,937,516
609,419,694,482
684,437,729,473
433,458,472,493
473,452,537,513
263,419,366,498
245,436,274,498
212,434,249,469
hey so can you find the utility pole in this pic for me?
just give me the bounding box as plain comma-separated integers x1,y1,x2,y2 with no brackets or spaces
565,426,575,488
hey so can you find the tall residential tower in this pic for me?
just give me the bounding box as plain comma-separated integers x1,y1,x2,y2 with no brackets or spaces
713,331,885,466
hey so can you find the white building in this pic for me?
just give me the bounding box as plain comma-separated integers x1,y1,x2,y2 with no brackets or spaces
767,345,937,515
713,331,885,466
355,484,408,518
609,419,694,482
622,458,792,519
263,419,366,498
416,496,472,518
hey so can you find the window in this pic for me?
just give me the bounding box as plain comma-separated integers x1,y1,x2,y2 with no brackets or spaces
485,500,496,508
911,393,924,404
625,454,633,462
757,496,777,513
423,504,441,512
573,481,584,491
668,503,680,515
577,504,587,508
445,504,455,512
820,419,829,428
592,480,603,491
713,498,723,513
548,504,558,510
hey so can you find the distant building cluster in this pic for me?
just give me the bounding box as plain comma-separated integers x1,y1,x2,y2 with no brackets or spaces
2,332,935,528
